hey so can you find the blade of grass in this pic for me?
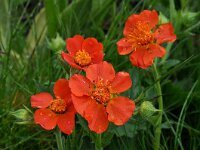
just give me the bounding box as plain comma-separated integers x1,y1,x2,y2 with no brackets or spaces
44,0,59,37
24,8,47,57
174,80,198,149
3,131,42,150
0,0,10,50
163,112,184,149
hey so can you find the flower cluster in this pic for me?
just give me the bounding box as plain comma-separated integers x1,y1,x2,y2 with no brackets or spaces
31,10,176,134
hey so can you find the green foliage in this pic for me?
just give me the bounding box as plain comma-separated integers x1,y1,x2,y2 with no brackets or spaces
0,0,10,50
61,0,92,37
0,0,200,149
24,8,47,57
109,116,147,138
44,0,60,38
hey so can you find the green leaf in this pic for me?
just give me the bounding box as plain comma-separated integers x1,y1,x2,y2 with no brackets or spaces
91,132,114,149
161,120,174,129
169,0,177,22
109,116,147,138
161,59,180,70
175,80,198,149
44,0,59,37
55,0,67,12
101,132,114,148
77,114,90,133
77,114,114,148
0,0,10,50
24,8,47,56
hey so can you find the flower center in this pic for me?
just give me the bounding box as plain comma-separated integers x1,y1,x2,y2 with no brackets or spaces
91,79,111,105
50,98,67,114
74,50,92,67
127,21,154,46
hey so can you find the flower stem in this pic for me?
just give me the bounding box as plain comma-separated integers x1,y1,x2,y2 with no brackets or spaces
152,64,163,150
55,128,64,150
95,134,103,150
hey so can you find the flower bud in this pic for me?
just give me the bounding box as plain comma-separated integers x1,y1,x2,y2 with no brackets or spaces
139,101,158,119
48,33,65,53
10,109,32,124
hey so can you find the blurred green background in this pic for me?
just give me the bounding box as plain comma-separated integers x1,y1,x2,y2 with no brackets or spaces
0,0,200,149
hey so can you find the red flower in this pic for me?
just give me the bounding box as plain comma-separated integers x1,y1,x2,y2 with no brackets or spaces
61,35,104,70
31,79,76,134
117,10,176,69
69,61,135,134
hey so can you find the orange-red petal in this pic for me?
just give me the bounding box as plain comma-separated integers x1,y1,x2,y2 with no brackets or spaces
90,50,104,64
117,38,133,55
57,112,75,134
149,44,166,58
71,95,92,117
66,35,84,55
53,79,71,104
71,95,108,133
143,52,154,68
106,96,135,125
154,23,176,44
124,10,158,36
129,47,153,69
61,51,82,70
111,72,132,94
34,108,57,130
31,92,52,108
69,74,91,96
82,38,103,55
139,10,158,28
86,61,115,83
84,101,109,134
66,103,76,114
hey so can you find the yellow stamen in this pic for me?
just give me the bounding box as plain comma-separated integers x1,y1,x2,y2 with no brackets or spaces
91,79,111,105
50,98,67,114
74,50,91,67
127,21,154,46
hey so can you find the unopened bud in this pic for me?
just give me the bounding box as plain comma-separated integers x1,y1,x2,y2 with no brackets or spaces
139,101,159,119
48,33,65,53
10,109,32,124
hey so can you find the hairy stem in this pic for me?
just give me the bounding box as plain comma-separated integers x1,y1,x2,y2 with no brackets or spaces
95,134,103,150
152,64,163,150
